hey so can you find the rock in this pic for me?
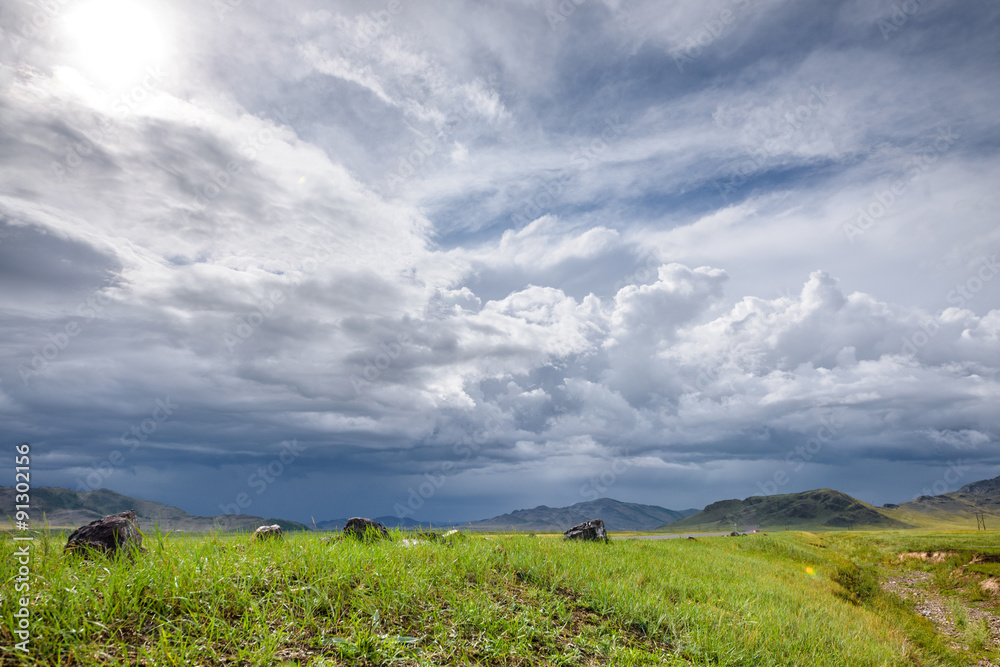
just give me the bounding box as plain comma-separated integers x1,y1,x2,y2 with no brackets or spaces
398,538,427,547
253,524,284,540
343,517,390,541
438,529,466,546
65,510,146,558
563,519,609,542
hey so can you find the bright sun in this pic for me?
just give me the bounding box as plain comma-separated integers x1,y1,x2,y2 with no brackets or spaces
61,0,168,89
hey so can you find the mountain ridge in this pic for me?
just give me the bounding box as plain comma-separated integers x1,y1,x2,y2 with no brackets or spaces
0,486,309,532
661,488,913,532
463,497,698,532
10,474,1000,535
881,475,1000,528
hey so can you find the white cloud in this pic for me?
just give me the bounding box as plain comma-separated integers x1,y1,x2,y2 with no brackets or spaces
2,0,998,520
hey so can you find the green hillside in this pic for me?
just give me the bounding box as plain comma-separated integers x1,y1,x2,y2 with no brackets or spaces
661,489,912,532
469,497,697,532
882,475,1000,530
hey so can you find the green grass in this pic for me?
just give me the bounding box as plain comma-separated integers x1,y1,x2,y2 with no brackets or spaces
966,619,991,652
946,598,968,630
1,528,995,665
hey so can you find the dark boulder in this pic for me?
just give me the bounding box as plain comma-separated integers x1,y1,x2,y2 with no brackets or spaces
65,510,146,558
343,517,390,541
253,524,284,540
563,518,609,542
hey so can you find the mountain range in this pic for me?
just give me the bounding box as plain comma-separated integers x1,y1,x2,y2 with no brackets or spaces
463,498,698,532
0,486,309,532
314,516,431,531
663,476,1000,532
6,474,1000,534
662,489,912,532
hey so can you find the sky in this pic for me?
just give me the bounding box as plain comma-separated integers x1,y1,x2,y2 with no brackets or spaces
1,0,999,525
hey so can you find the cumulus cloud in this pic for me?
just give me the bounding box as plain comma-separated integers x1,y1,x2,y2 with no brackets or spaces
1,0,998,521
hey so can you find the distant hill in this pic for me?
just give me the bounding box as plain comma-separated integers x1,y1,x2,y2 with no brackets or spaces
662,489,912,532
467,498,698,532
0,486,309,533
315,516,434,531
885,475,1000,529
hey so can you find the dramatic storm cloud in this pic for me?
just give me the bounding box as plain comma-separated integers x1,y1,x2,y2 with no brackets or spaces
1,0,998,523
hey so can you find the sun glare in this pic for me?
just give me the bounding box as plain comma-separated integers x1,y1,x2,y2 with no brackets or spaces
61,0,168,89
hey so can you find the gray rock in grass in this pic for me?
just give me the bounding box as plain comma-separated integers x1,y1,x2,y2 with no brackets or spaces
343,517,390,541
64,509,146,558
563,518,609,542
253,524,284,540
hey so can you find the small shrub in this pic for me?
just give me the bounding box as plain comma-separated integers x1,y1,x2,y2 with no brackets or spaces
946,597,968,629
966,618,990,651
834,563,880,604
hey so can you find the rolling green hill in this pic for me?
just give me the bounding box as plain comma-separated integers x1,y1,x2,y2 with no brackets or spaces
0,486,309,532
882,475,1000,530
468,498,698,532
660,489,912,532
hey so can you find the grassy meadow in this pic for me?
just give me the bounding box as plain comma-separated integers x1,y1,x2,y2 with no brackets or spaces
2,528,999,665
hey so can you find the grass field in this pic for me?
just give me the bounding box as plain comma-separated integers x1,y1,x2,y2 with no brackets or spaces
2,528,1000,665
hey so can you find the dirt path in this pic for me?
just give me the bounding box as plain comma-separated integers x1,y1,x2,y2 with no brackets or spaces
882,569,1000,666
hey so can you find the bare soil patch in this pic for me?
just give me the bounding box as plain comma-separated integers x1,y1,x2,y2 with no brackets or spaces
897,550,961,563
883,567,1000,667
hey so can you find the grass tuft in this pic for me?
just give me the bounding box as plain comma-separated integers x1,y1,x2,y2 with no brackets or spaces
833,563,881,605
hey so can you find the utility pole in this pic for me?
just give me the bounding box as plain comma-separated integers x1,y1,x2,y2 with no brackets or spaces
976,512,987,531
